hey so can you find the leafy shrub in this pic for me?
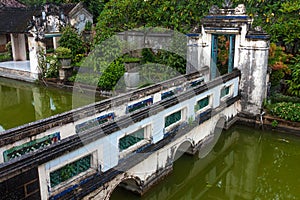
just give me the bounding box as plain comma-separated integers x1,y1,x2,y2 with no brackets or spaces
59,26,86,60
0,42,12,62
73,54,86,67
55,47,72,59
271,120,278,128
123,56,141,63
270,102,300,122
69,60,125,91
46,48,54,54
141,48,156,64
0,52,11,62
69,73,99,85
44,55,59,78
98,60,125,90
270,93,300,104
268,43,292,86
286,55,300,97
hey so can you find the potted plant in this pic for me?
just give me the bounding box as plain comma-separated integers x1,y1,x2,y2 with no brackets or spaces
55,47,73,81
55,47,72,68
123,54,141,90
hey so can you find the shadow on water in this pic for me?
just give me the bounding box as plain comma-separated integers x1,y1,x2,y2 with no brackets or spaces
110,126,300,200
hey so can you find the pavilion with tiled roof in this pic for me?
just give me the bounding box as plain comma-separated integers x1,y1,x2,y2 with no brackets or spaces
0,2,93,82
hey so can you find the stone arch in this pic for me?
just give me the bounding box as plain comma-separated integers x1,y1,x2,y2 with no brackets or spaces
108,175,143,199
171,139,194,186
173,139,194,162
198,115,227,158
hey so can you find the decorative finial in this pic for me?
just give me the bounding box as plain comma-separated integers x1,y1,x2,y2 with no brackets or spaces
222,0,232,9
209,5,220,15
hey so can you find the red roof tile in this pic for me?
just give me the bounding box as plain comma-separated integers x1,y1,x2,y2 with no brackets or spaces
0,0,26,8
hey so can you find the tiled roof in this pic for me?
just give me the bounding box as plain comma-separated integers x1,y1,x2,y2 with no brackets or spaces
0,4,77,34
0,7,39,33
61,4,76,15
0,0,26,8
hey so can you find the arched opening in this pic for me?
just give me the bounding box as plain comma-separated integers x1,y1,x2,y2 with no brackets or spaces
210,34,236,79
172,140,194,185
110,178,141,200
173,140,194,161
198,117,226,158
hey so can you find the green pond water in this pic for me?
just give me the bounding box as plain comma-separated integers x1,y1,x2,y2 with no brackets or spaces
0,77,101,131
111,126,300,200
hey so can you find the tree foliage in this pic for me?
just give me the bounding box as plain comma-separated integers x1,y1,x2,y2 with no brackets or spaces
59,26,86,60
94,0,221,44
286,55,300,97
94,0,299,54
233,0,300,54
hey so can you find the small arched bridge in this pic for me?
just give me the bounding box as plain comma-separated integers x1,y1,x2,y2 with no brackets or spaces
0,69,241,200
0,3,269,200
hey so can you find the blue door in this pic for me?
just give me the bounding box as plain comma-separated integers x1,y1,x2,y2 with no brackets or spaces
210,34,218,79
228,35,235,73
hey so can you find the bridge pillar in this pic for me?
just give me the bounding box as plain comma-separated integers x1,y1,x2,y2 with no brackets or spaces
237,28,270,115
28,36,44,80
186,33,210,75
188,3,270,116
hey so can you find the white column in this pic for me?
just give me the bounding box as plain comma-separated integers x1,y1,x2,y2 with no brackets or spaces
28,36,45,80
10,33,27,61
237,38,269,115
187,35,201,74
53,37,60,49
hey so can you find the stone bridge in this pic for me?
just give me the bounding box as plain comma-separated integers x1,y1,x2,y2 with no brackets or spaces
0,3,269,200
0,68,240,200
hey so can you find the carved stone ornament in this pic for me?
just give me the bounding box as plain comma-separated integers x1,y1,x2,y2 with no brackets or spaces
27,3,67,41
254,26,263,32
222,0,233,9
234,4,246,15
209,5,220,15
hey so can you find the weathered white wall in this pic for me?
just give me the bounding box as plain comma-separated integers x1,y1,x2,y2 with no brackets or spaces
82,101,240,200
190,12,269,116
237,38,269,115
186,33,211,75
37,75,240,199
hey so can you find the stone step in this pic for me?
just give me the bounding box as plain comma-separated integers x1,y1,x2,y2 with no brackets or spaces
0,67,36,82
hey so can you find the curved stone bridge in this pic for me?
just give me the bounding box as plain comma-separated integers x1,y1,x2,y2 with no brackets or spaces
0,3,269,199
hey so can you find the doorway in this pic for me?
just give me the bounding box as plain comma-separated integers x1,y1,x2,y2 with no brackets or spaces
210,34,235,79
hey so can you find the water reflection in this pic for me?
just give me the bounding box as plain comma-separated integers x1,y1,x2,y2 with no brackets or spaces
0,77,100,131
111,126,300,200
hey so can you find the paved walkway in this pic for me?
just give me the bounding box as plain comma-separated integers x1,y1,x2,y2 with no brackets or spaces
0,61,36,82
0,60,31,72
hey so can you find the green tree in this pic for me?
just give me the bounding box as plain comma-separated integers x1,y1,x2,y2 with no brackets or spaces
286,55,300,97
98,59,125,90
59,26,86,60
94,0,219,44
232,0,300,54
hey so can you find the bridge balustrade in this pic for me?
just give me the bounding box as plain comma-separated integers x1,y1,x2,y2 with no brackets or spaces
0,67,208,164
0,69,240,200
